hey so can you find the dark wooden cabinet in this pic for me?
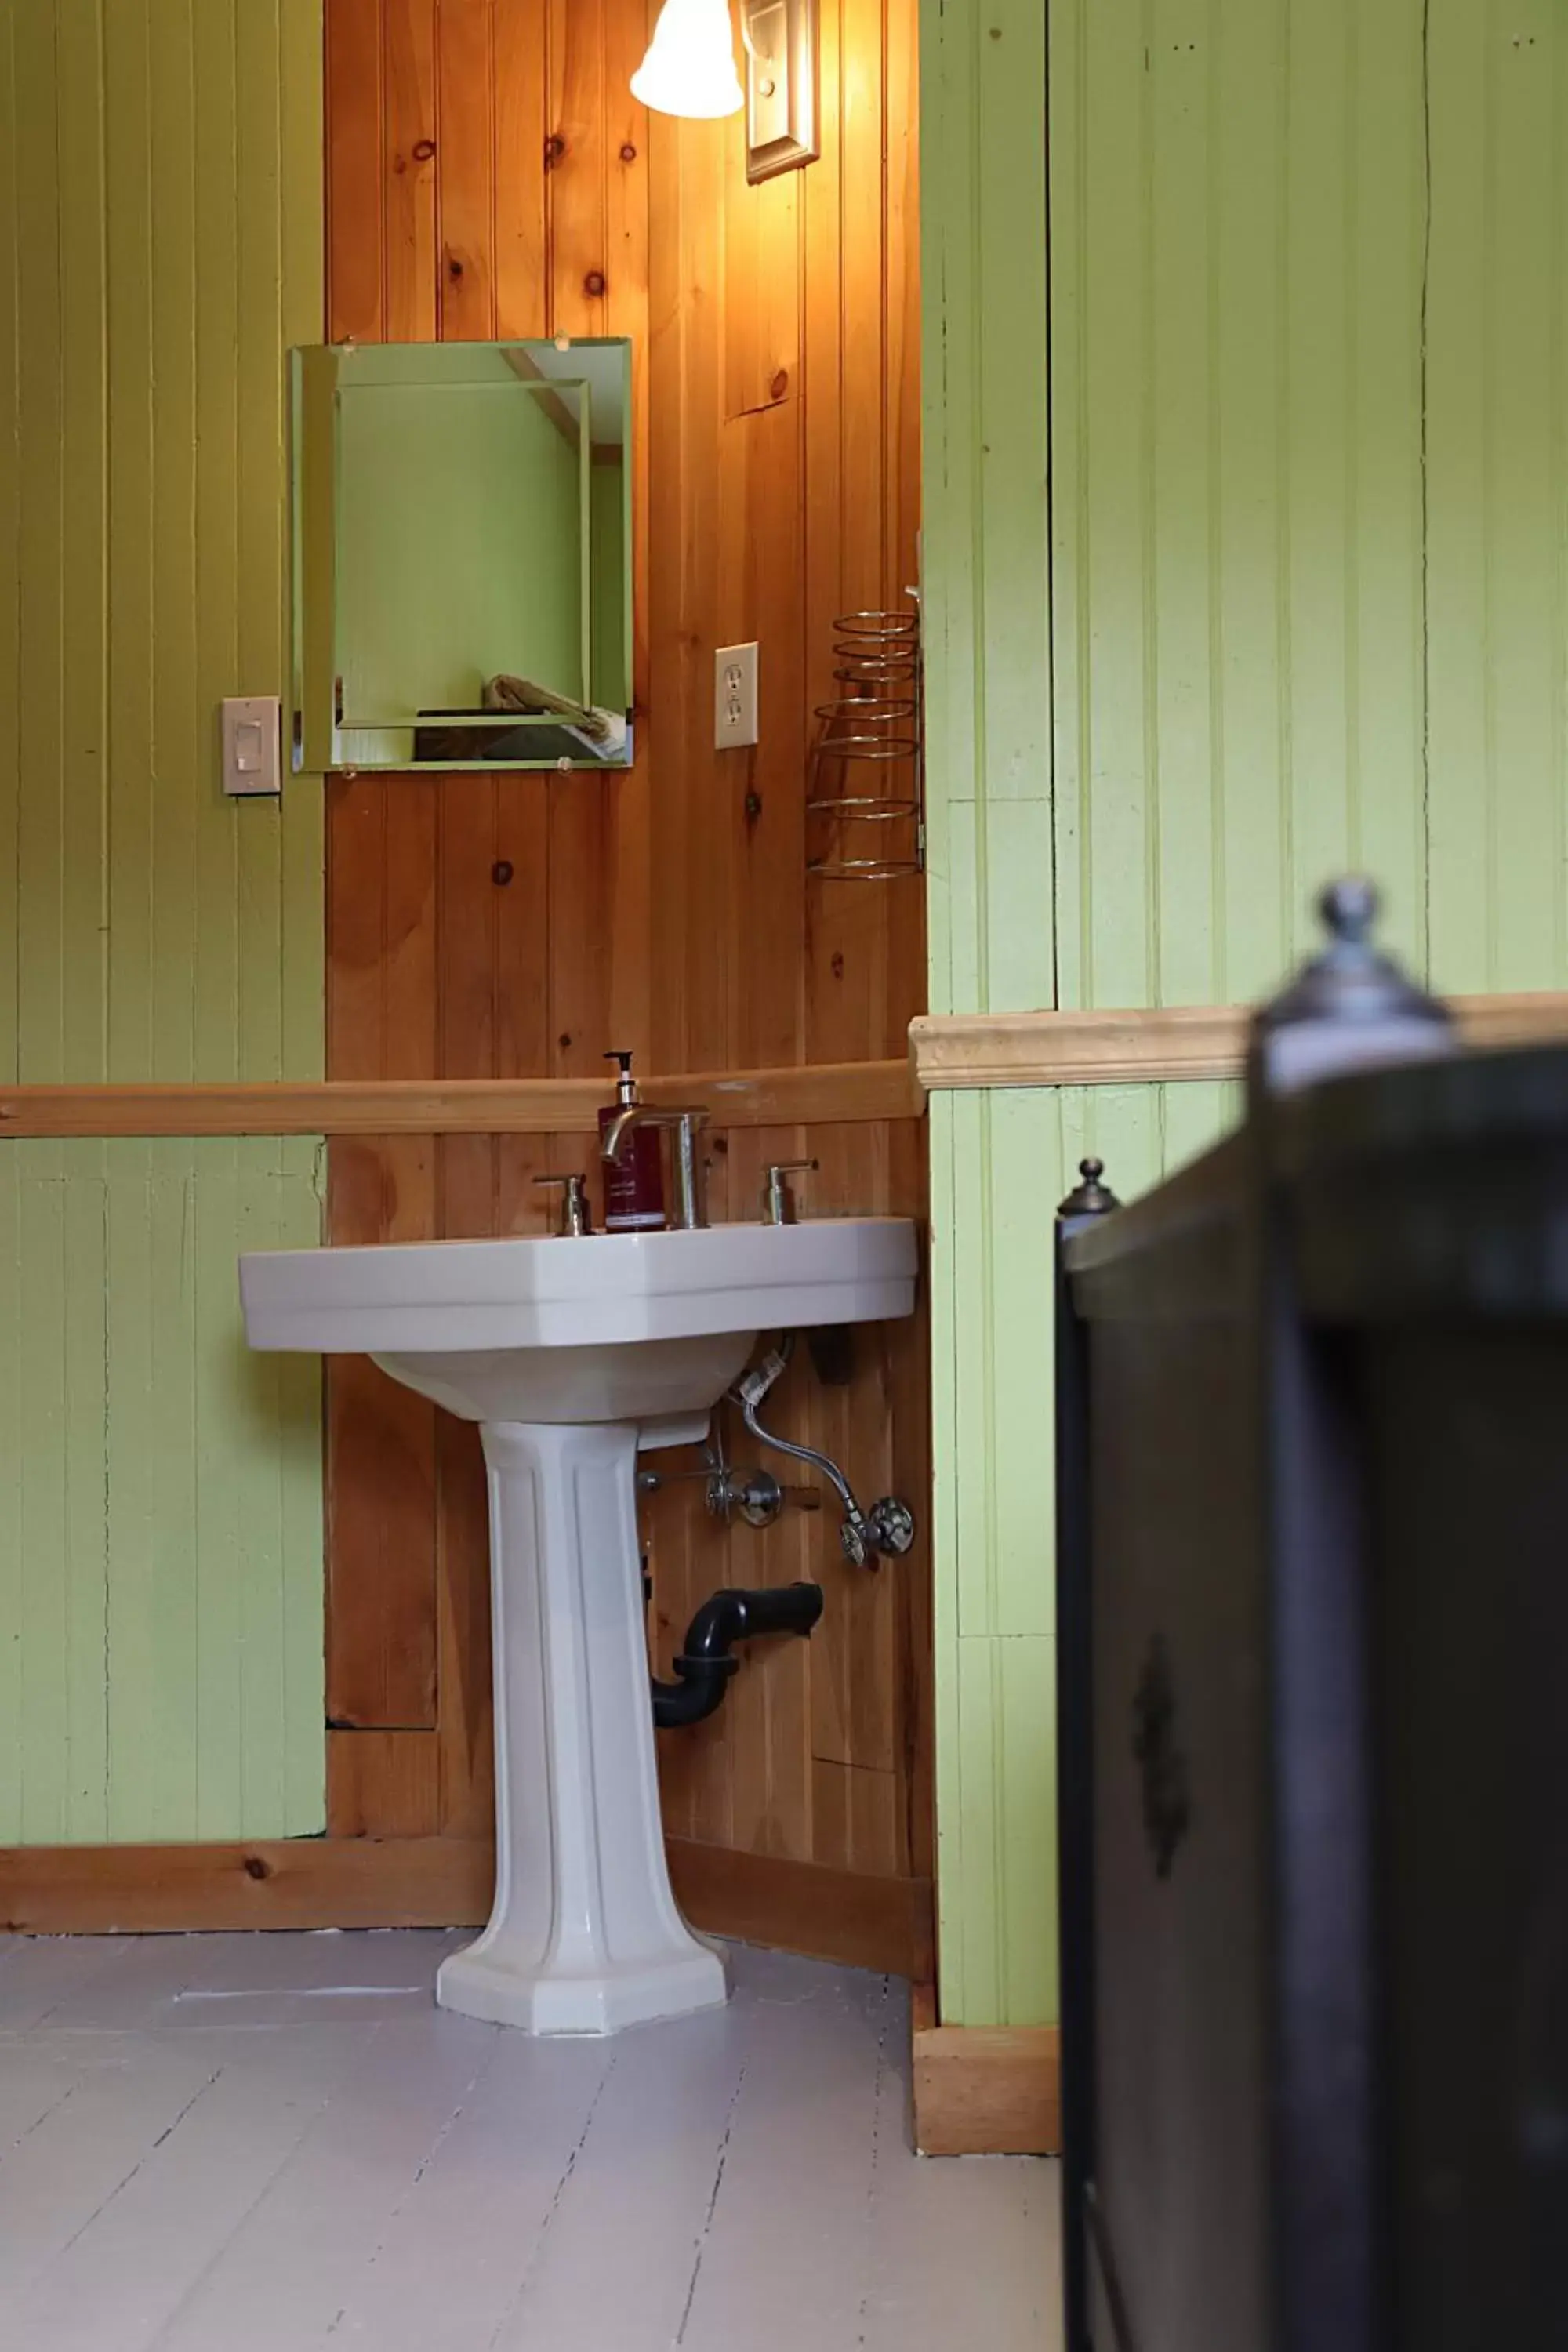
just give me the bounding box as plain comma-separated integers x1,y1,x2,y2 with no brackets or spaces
1057,1044,1568,2352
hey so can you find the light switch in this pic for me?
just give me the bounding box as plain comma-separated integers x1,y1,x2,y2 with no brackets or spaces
222,696,281,797
747,2,791,148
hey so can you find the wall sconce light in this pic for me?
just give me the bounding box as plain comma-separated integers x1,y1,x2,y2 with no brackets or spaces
631,0,818,183
741,0,818,183
630,0,745,121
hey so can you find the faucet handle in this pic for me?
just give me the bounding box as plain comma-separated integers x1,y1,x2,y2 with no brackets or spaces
533,1172,593,1236
761,1160,818,1226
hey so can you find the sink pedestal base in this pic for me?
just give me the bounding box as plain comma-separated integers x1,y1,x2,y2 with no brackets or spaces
436,1419,728,2036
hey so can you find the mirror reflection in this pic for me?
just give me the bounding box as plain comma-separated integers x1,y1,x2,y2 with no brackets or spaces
292,338,633,771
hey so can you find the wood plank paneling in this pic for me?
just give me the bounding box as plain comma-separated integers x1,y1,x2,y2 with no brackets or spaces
384,0,438,339
495,0,550,337
1426,0,1568,996
0,5,325,1849
325,778,439,1738
328,0,386,342
321,0,928,1908
326,1730,441,1836
603,4,655,1054
0,1139,326,1846
921,0,1566,2031
436,0,498,339
934,1081,1235,2027
649,100,729,1077
1048,0,1428,1016
434,1411,495,1840
724,153,798,423
0,19,17,1080
724,402,808,1069
548,0,610,341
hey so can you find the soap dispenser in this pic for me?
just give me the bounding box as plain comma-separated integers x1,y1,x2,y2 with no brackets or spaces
600,1051,667,1232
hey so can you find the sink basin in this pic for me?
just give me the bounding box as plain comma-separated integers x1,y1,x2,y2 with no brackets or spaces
241,1218,917,2037
240,1220,916,1424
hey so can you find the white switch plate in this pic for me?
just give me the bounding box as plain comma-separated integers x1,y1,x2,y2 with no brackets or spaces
714,643,760,750
222,696,282,797
747,1,791,147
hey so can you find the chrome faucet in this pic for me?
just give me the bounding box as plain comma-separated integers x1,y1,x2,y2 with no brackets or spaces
601,1105,710,1230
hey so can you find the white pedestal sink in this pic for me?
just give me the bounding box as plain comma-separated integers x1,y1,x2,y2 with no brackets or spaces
240,1220,916,2035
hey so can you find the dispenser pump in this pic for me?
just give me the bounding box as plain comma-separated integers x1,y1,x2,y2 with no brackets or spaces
604,1050,640,1107
598,1050,666,1232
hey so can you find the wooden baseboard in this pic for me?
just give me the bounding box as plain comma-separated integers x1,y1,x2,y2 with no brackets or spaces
0,1832,932,1980
667,1838,934,1980
0,1836,494,1936
912,1995,1062,2156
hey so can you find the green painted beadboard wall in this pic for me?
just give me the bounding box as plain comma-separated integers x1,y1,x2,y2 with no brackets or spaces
922,0,1568,2024
0,2,327,1842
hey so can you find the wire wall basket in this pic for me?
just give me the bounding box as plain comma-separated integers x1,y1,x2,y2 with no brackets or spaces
806,606,924,880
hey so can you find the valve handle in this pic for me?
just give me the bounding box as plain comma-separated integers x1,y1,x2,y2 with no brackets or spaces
532,1171,592,1236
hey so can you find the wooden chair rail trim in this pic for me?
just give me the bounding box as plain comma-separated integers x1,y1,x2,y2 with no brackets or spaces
0,1834,932,1980
909,991,1568,1091
0,1059,924,1140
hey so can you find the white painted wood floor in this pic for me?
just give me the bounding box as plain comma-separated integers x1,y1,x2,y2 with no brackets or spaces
0,1929,1059,2351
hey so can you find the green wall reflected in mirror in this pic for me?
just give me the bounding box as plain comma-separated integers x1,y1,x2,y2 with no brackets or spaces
292,338,633,772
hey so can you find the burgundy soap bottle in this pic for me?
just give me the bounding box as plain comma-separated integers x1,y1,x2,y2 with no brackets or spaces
600,1051,666,1232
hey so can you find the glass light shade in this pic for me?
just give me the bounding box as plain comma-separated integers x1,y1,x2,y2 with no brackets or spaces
630,0,745,119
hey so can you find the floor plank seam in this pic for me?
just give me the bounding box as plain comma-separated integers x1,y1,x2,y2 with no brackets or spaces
482,2050,619,2350
58,2063,224,2259
326,2023,506,2340
15,1936,134,2031
144,2031,384,2347
2,2072,83,2159
671,2057,749,2347
855,1980,897,2346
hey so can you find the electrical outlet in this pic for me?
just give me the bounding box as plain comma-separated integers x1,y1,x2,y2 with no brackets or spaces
714,642,760,750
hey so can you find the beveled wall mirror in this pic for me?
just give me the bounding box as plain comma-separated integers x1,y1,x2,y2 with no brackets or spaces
292,337,633,773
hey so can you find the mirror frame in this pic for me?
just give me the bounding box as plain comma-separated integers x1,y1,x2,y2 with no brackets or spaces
290,337,633,775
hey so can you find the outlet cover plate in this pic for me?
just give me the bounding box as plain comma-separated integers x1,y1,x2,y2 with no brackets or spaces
715,643,760,750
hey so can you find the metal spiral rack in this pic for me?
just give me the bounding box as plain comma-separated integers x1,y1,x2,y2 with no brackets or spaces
806,606,923,880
